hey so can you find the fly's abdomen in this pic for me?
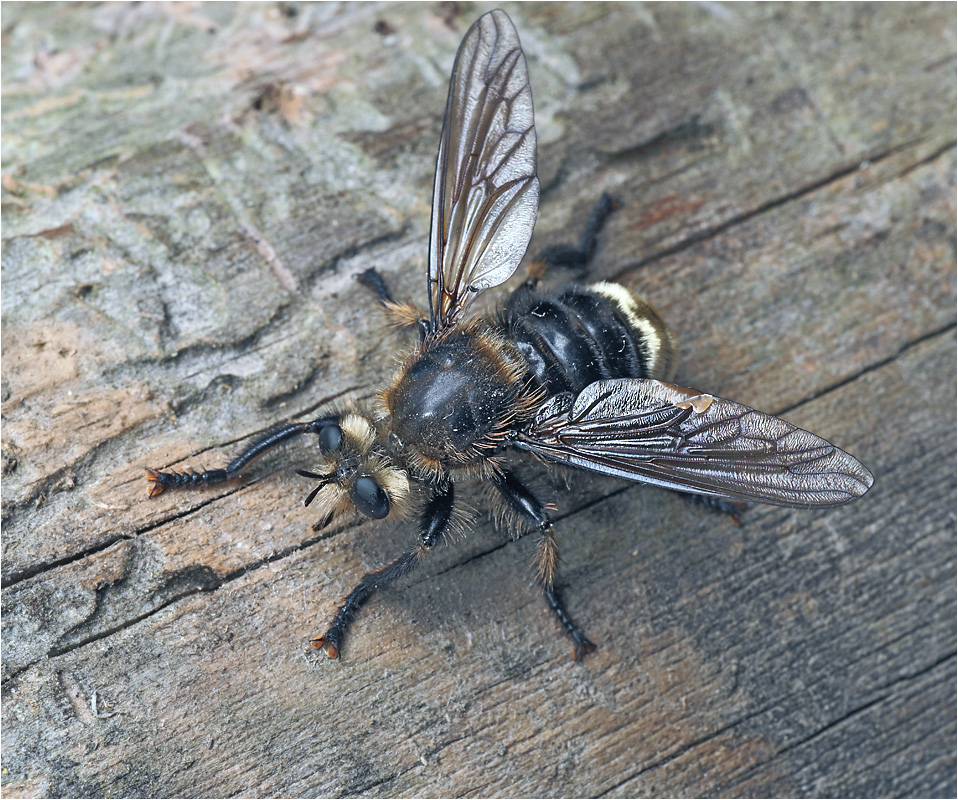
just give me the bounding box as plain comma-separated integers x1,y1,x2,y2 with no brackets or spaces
503,281,677,395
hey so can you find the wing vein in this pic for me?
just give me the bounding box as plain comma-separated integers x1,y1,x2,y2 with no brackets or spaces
517,379,874,508
426,11,539,332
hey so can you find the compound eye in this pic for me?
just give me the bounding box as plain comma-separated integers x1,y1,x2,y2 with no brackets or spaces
319,424,343,454
350,476,390,519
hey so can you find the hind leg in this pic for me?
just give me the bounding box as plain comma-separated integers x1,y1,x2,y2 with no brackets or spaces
527,193,619,282
682,494,747,524
356,267,428,338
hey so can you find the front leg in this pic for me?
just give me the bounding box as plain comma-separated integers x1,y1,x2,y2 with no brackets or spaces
146,416,338,497
492,470,597,660
312,482,456,659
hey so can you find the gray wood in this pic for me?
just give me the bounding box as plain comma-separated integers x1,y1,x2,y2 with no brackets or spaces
2,3,954,797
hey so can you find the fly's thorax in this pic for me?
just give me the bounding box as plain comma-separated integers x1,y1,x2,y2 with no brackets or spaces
301,412,411,524
381,322,542,477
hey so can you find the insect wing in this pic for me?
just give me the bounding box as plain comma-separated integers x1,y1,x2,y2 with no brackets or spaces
428,9,540,331
516,378,874,508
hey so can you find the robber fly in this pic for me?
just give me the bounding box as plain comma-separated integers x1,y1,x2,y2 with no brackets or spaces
147,10,873,660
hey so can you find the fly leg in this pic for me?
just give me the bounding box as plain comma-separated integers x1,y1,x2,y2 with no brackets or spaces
356,267,429,338
492,470,596,660
312,482,456,659
356,267,395,305
311,547,426,660
527,193,619,281
145,416,337,497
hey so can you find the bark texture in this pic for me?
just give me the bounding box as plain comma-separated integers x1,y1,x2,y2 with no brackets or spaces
2,3,955,797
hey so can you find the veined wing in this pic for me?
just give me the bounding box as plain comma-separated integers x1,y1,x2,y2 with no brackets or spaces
428,9,540,332
515,378,874,508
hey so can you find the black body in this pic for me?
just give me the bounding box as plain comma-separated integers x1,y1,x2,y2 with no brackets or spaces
505,283,654,395
147,195,627,660
146,11,871,663
387,329,524,465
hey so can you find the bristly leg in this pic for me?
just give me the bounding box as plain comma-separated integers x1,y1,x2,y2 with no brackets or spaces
682,493,747,525
146,416,337,497
356,267,395,305
145,466,230,497
527,193,619,280
545,586,596,661
312,547,427,659
491,469,596,659
313,481,457,659
356,267,429,338
418,482,455,548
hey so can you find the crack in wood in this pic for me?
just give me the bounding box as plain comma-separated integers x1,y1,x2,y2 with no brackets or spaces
887,138,956,183
798,322,955,410
599,650,955,797
3,513,364,679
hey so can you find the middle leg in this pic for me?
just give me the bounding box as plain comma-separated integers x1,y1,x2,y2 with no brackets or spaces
491,469,596,660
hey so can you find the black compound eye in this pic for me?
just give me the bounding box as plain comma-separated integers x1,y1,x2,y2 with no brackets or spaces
350,476,390,519
319,424,343,454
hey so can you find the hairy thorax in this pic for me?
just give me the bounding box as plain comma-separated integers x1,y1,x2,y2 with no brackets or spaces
382,323,537,475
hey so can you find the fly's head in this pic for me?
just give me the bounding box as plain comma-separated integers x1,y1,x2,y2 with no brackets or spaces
297,413,410,529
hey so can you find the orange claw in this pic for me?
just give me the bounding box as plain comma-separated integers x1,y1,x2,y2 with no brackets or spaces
145,468,166,498
310,637,339,659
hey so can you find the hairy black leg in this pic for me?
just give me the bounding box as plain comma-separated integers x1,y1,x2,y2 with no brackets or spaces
146,416,338,497
419,482,455,547
312,547,426,659
356,267,395,305
531,193,619,277
356,266,430,340
544,587,596,661
492,470,597,660
314,482,456,659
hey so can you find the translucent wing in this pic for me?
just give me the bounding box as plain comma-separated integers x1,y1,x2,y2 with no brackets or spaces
516,379,874,508
428,9,540,331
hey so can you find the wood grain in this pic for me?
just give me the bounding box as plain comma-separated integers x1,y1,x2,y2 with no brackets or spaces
2,3,954,797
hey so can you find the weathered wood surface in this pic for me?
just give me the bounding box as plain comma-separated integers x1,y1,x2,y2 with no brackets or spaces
2,3,955,797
